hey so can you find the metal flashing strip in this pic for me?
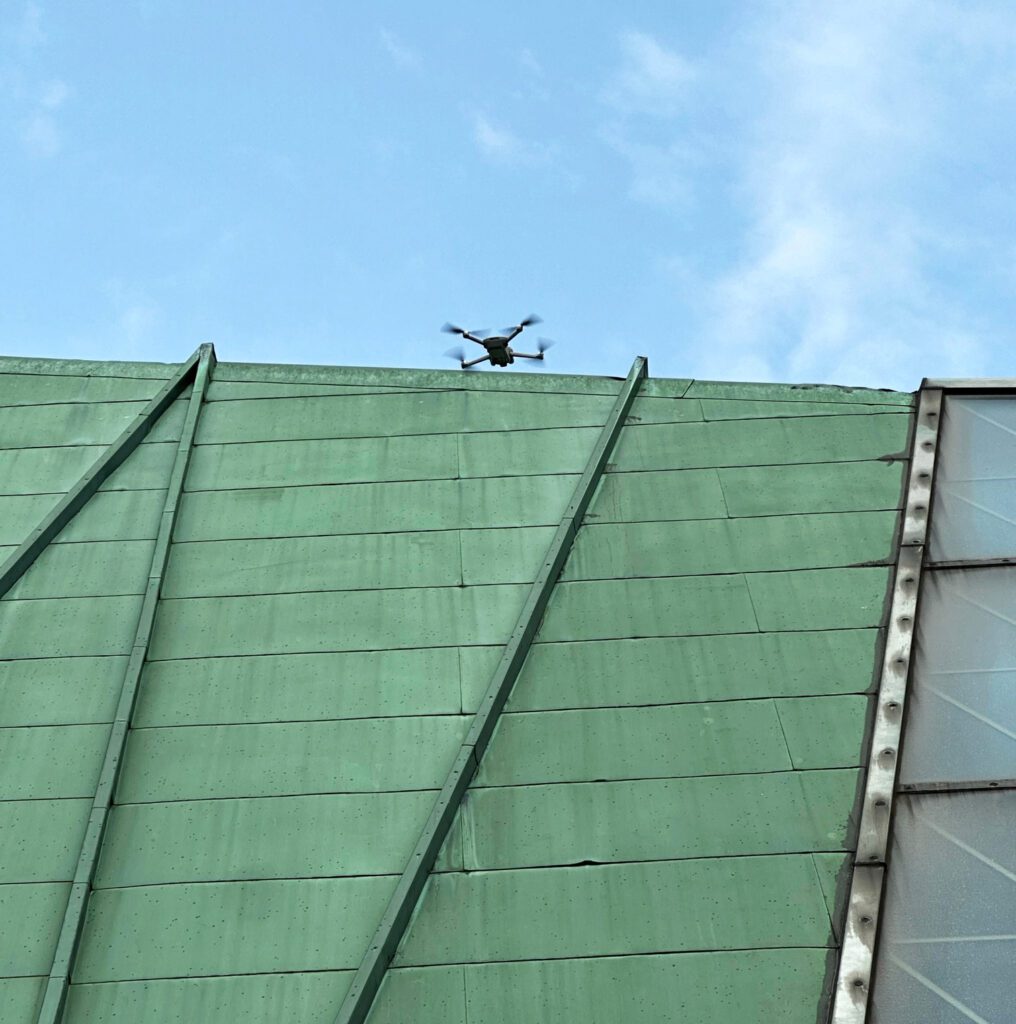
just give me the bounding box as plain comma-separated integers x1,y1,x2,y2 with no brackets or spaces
922,376,1016,391
830,387,942,1024
332,357,649,1024
0,347,203,600
34,344,216,1024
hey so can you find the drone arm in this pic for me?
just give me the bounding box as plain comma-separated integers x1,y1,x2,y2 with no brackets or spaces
504,324,524,342
461,353,491,368
461,331,487,346
509,351,544,361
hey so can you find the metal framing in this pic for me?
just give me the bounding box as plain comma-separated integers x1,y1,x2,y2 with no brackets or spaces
0,346,205,601
333,356,649,1024
829,386,942,1023
34,343,216,1024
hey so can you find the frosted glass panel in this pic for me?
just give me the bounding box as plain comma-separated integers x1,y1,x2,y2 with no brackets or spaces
931,396,1016,562
901,568,1016,786
871,791,1016,1024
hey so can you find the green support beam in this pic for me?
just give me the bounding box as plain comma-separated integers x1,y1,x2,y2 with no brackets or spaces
34,344,216,1024
333,356,649,1024
0,346,205,600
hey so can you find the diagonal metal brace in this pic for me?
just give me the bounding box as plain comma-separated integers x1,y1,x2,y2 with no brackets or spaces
0,347,205,601
34,344,216,1024
334,356,649,1024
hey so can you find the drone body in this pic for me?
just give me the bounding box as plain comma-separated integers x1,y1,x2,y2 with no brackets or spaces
442,315,553,369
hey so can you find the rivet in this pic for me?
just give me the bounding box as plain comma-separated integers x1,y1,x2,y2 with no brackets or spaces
874,799,888,808
852,978,865,989
883,748,895,758
860,915,872,925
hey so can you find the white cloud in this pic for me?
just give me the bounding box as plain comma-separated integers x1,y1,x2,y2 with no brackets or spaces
379,28,420,70
472,113,550,165
606,30,694,116
20,111,60,156
683,1,1014,388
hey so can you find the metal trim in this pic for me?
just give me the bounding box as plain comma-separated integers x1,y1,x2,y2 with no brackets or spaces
922,377,1016,391
0,347,203,601
332,356,649,1024
926,556,1016,570
829,386,942,1024
33,344,215,1024
899,778,1016,793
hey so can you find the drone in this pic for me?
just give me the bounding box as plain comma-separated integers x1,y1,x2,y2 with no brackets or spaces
442,315,554,369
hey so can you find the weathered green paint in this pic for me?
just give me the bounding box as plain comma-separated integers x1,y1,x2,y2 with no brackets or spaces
463,630,879,713
163,531,463,597
0,884,71,976
562,511,897,580
95,792,444,887
0,443,175,496
0,399,186,450
395,855,832,966
536,575,758,642
0,540,156,600
214,360,631,396
134,648,463,727
117,716,468,802
610,413,910,472
63,966,465,1024
0,372,163,406
700,398,914,419
462,949,833,1024
0,490,167,547
0,657,128,727
74,877,397,981
0,801,90,882
187,434,458,490
174,474,579,540
586,468,728,523
681,380,914,406
147,586,529,659
775,696,870,769
719,460,906,517
0,595,144,660
0,977,45,1024
474,700,794,786
745,567,892,631
0,725,109,799
451,769,860,870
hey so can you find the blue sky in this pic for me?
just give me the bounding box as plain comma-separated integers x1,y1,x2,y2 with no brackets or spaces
2,2,1015,389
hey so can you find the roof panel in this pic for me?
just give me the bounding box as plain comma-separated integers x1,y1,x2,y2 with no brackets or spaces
117,716,468,802
610,413,909,472
1,539,155,600
681,380,914,406
461,630,879,713
536,575,758,642
396,855,832,966
0,596,144,658
0,799,90,882
0,882,70,976
562,511,897,580
775,695,869,769
719,460,906,517
0,724,109,799
162,531,463,597
187,434,458,490
586,468,727,523
461,949,830,1024
746,566,891,631
134,647,462,727
454,769,859,870
173,473,578,541
147,586,528,659
74,876,396,981
0,656,127,727
474,700,793,787
95,791,441,887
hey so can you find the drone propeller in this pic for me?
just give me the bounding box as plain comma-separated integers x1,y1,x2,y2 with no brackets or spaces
441,323,466,336
536,337,555,354
520,314,542,328
444,346,467,363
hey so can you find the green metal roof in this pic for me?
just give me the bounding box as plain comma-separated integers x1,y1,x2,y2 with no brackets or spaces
0,354,912,1023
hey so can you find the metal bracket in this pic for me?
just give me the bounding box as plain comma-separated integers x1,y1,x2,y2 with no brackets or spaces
829,386,942,1024
332,356,649,1024
33,344,216,1024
